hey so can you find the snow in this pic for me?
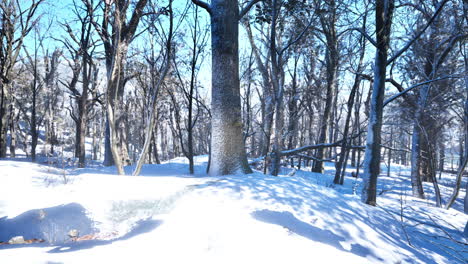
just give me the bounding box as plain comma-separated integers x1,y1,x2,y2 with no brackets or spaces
0,156,466,264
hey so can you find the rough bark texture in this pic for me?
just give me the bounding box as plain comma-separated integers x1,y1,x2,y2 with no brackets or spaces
0,82,9,157
410,123,426,199
207,0,252,175
269,0,284,176
361,0,394,206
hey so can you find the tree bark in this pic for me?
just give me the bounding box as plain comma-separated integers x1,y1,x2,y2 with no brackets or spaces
361,0,394,206
203,0,252,175
312,5,339,174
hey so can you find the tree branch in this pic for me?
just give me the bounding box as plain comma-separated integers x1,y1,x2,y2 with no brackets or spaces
239,0,262,20
280,133,363,157
383,75,462,107
387,0,449,65
191,0,212,15
348,27,377,47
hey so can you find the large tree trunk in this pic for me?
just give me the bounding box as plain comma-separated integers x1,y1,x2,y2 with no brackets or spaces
207,0,252,175
361,0,394,206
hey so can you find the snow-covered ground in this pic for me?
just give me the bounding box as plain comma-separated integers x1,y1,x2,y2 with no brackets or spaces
0,156,466,264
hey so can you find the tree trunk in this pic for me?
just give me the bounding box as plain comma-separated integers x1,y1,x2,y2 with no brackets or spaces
77,58,89,168
334,24,366,183
133,3,173,176
103,119,114,166
313,2,338,173
0,81,9,158
9,104,16,158
31,87,38,162
410,124,426,198
464,180,468,237
243,20,273,158
438,142,445,172
361,0,394,206
207,0,252,175
312,49,338,173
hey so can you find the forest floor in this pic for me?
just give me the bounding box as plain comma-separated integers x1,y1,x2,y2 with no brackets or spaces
0,155,466,264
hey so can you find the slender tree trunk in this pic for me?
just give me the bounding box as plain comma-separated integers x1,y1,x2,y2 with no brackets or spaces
313,2,338,173
243,20,274,158
77,60,89,168
103,119,114,166
361,0,394,205
9,104,16,158
133,3,173,176
31,86,38,162
464,178,468,237
334,27,366,183
269,0,284,176
0,81,9,158
438,142,445,172
151,129,160,164
312,47,338,173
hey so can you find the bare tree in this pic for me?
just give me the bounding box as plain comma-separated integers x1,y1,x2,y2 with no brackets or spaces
85,0,150,174
133,0,173,176
60,1,100,168
0,0,44,157
361,0,448,205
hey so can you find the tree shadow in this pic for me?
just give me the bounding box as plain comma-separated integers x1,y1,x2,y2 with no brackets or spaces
0,203,96,245
252,209,383,261
0,203,162,253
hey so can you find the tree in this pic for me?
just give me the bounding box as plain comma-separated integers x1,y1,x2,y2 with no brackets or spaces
361,0,448,205
133,0,173,176
85,0,150,175
0,0,44,158
361,0,395,205
60,1,100,168
311,0,340,174
192,0,260,175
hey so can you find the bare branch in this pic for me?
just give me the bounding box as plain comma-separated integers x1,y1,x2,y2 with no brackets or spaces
387,0,449,65
383,75,462,107
239,0,262,20
347,27,377,47
191,0,211,15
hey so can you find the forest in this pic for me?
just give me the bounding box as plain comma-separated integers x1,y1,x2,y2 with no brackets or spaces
0,0,467,263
